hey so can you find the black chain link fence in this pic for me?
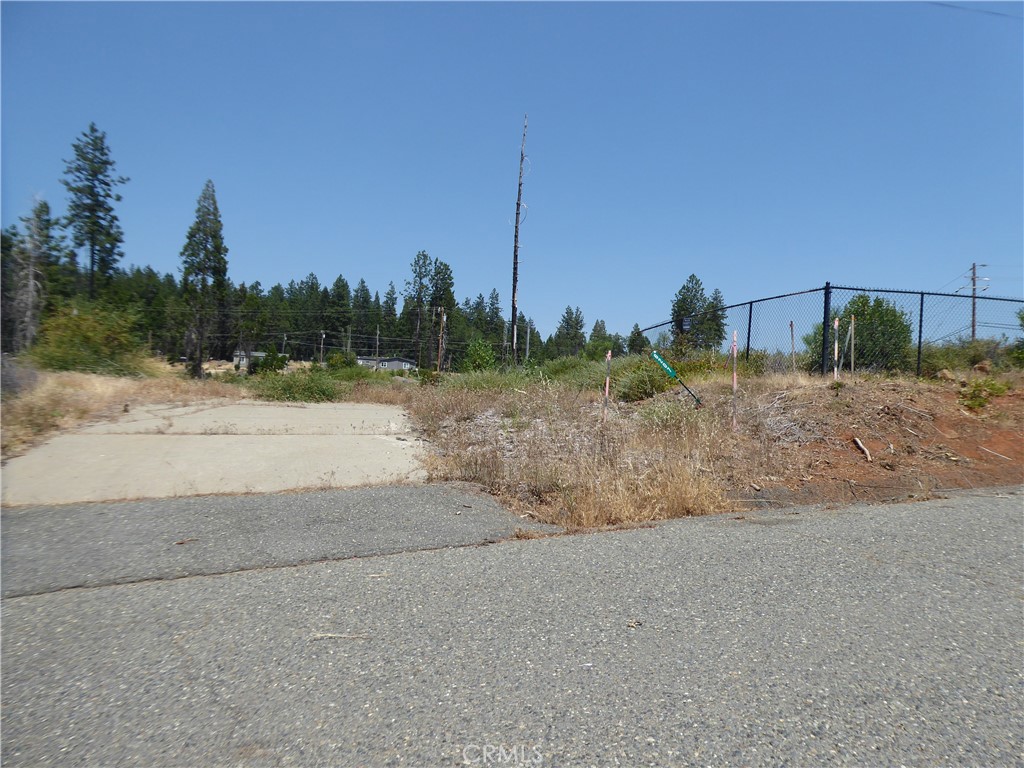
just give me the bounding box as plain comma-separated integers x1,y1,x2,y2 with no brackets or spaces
649,283,1024,376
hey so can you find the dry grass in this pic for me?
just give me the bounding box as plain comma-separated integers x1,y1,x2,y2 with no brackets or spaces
408,368,1024,527
1,362,244,459
408,378,735,529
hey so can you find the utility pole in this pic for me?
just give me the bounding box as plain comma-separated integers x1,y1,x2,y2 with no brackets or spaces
510,113,527,366
375,324,380,366
971,262,988,341
281,333,287,355
320,330,325,364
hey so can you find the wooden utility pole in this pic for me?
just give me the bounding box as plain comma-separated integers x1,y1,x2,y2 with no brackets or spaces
970,262,989,340
511,114,527,366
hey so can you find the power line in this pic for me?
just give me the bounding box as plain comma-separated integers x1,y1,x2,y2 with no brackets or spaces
928,2,1024,20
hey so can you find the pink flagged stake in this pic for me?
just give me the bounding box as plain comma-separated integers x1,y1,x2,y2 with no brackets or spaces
833,317,840,381
732,331,738,431
603,349,612,422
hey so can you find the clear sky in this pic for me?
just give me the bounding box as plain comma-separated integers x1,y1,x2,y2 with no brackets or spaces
3,1,1022,339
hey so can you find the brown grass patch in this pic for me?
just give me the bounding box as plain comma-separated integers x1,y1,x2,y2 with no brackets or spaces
409,380,734,529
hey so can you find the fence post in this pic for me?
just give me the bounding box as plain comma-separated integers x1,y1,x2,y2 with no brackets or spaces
916,292,925,377
745,302,753,362
820,282,832,375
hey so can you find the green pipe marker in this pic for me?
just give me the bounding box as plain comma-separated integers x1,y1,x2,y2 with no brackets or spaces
651,351,703,408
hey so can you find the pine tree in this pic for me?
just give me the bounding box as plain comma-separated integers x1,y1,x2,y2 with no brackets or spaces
696,288,727,351
235,281,267,370
402,251,432,364
180,180,229,378
670,274,706,351
61,123,129,300
627,324,649,355
381,282,398,348
326,275,352,350
549,305,587,358
351,278,374,356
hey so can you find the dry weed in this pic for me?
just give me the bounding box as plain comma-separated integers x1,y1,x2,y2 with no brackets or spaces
416,381,733,529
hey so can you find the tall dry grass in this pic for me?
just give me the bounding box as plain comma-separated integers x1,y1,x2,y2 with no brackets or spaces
407,376,736,529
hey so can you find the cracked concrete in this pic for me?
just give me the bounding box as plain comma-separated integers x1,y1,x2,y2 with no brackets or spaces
0,400,427,506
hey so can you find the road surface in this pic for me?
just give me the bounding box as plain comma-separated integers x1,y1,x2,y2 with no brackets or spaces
2,485,1021,766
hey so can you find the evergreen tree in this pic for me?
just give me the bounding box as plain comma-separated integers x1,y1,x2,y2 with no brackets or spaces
427,259,457,369
108,265,178,354
351,278,375,356
627,324,649,355
235,281,268,369
286,273,325,360
1,227,20,352
671,274,727,351
485,289,504,342
380,281,398,350
179,180,229,378
401,251,432,364
264,284,289,354
325,275,352,351
695,288,727,351
549,306,587,358
61,123,129,300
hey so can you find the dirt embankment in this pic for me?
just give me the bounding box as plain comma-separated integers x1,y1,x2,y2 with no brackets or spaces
707,377,1023,507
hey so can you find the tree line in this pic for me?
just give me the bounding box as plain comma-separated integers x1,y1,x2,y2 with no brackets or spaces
2,123,731,375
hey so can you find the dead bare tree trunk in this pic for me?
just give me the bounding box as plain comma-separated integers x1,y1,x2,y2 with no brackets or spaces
511,114,527,366
13,224,45,353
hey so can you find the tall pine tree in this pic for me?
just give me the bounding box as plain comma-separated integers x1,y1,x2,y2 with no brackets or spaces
61,123,129,300
180,180,229,378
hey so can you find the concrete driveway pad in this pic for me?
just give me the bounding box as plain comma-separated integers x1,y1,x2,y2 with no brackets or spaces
1,400,426,506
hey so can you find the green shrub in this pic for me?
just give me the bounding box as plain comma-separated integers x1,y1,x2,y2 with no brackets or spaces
245,367,340,402
252,352,288,374
332,364,377,382
460,338,497,372
920,338,1018,377
615,358,675,402
541,356,605,388
326,350,357,370
674,350,725,377
958,377,1010,410
28,302,152,377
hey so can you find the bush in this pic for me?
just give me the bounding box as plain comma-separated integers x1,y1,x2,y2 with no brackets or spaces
959,377,1010,410
541,356,606,389
460,338,497,372
245,367,339,402
920,338,1019,377
332,364,377,382
615,358,675,402
252,352,289,374
28,302,152,377
326,350,357,370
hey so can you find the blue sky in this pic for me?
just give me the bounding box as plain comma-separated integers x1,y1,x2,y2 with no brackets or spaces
2,1,1022,339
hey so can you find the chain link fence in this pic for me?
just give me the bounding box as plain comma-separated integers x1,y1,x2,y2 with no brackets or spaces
650,283,1024,376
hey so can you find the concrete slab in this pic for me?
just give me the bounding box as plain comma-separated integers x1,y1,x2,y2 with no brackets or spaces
1,401,427,506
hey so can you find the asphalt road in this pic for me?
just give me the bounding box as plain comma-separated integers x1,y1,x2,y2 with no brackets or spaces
2,485,1022,767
